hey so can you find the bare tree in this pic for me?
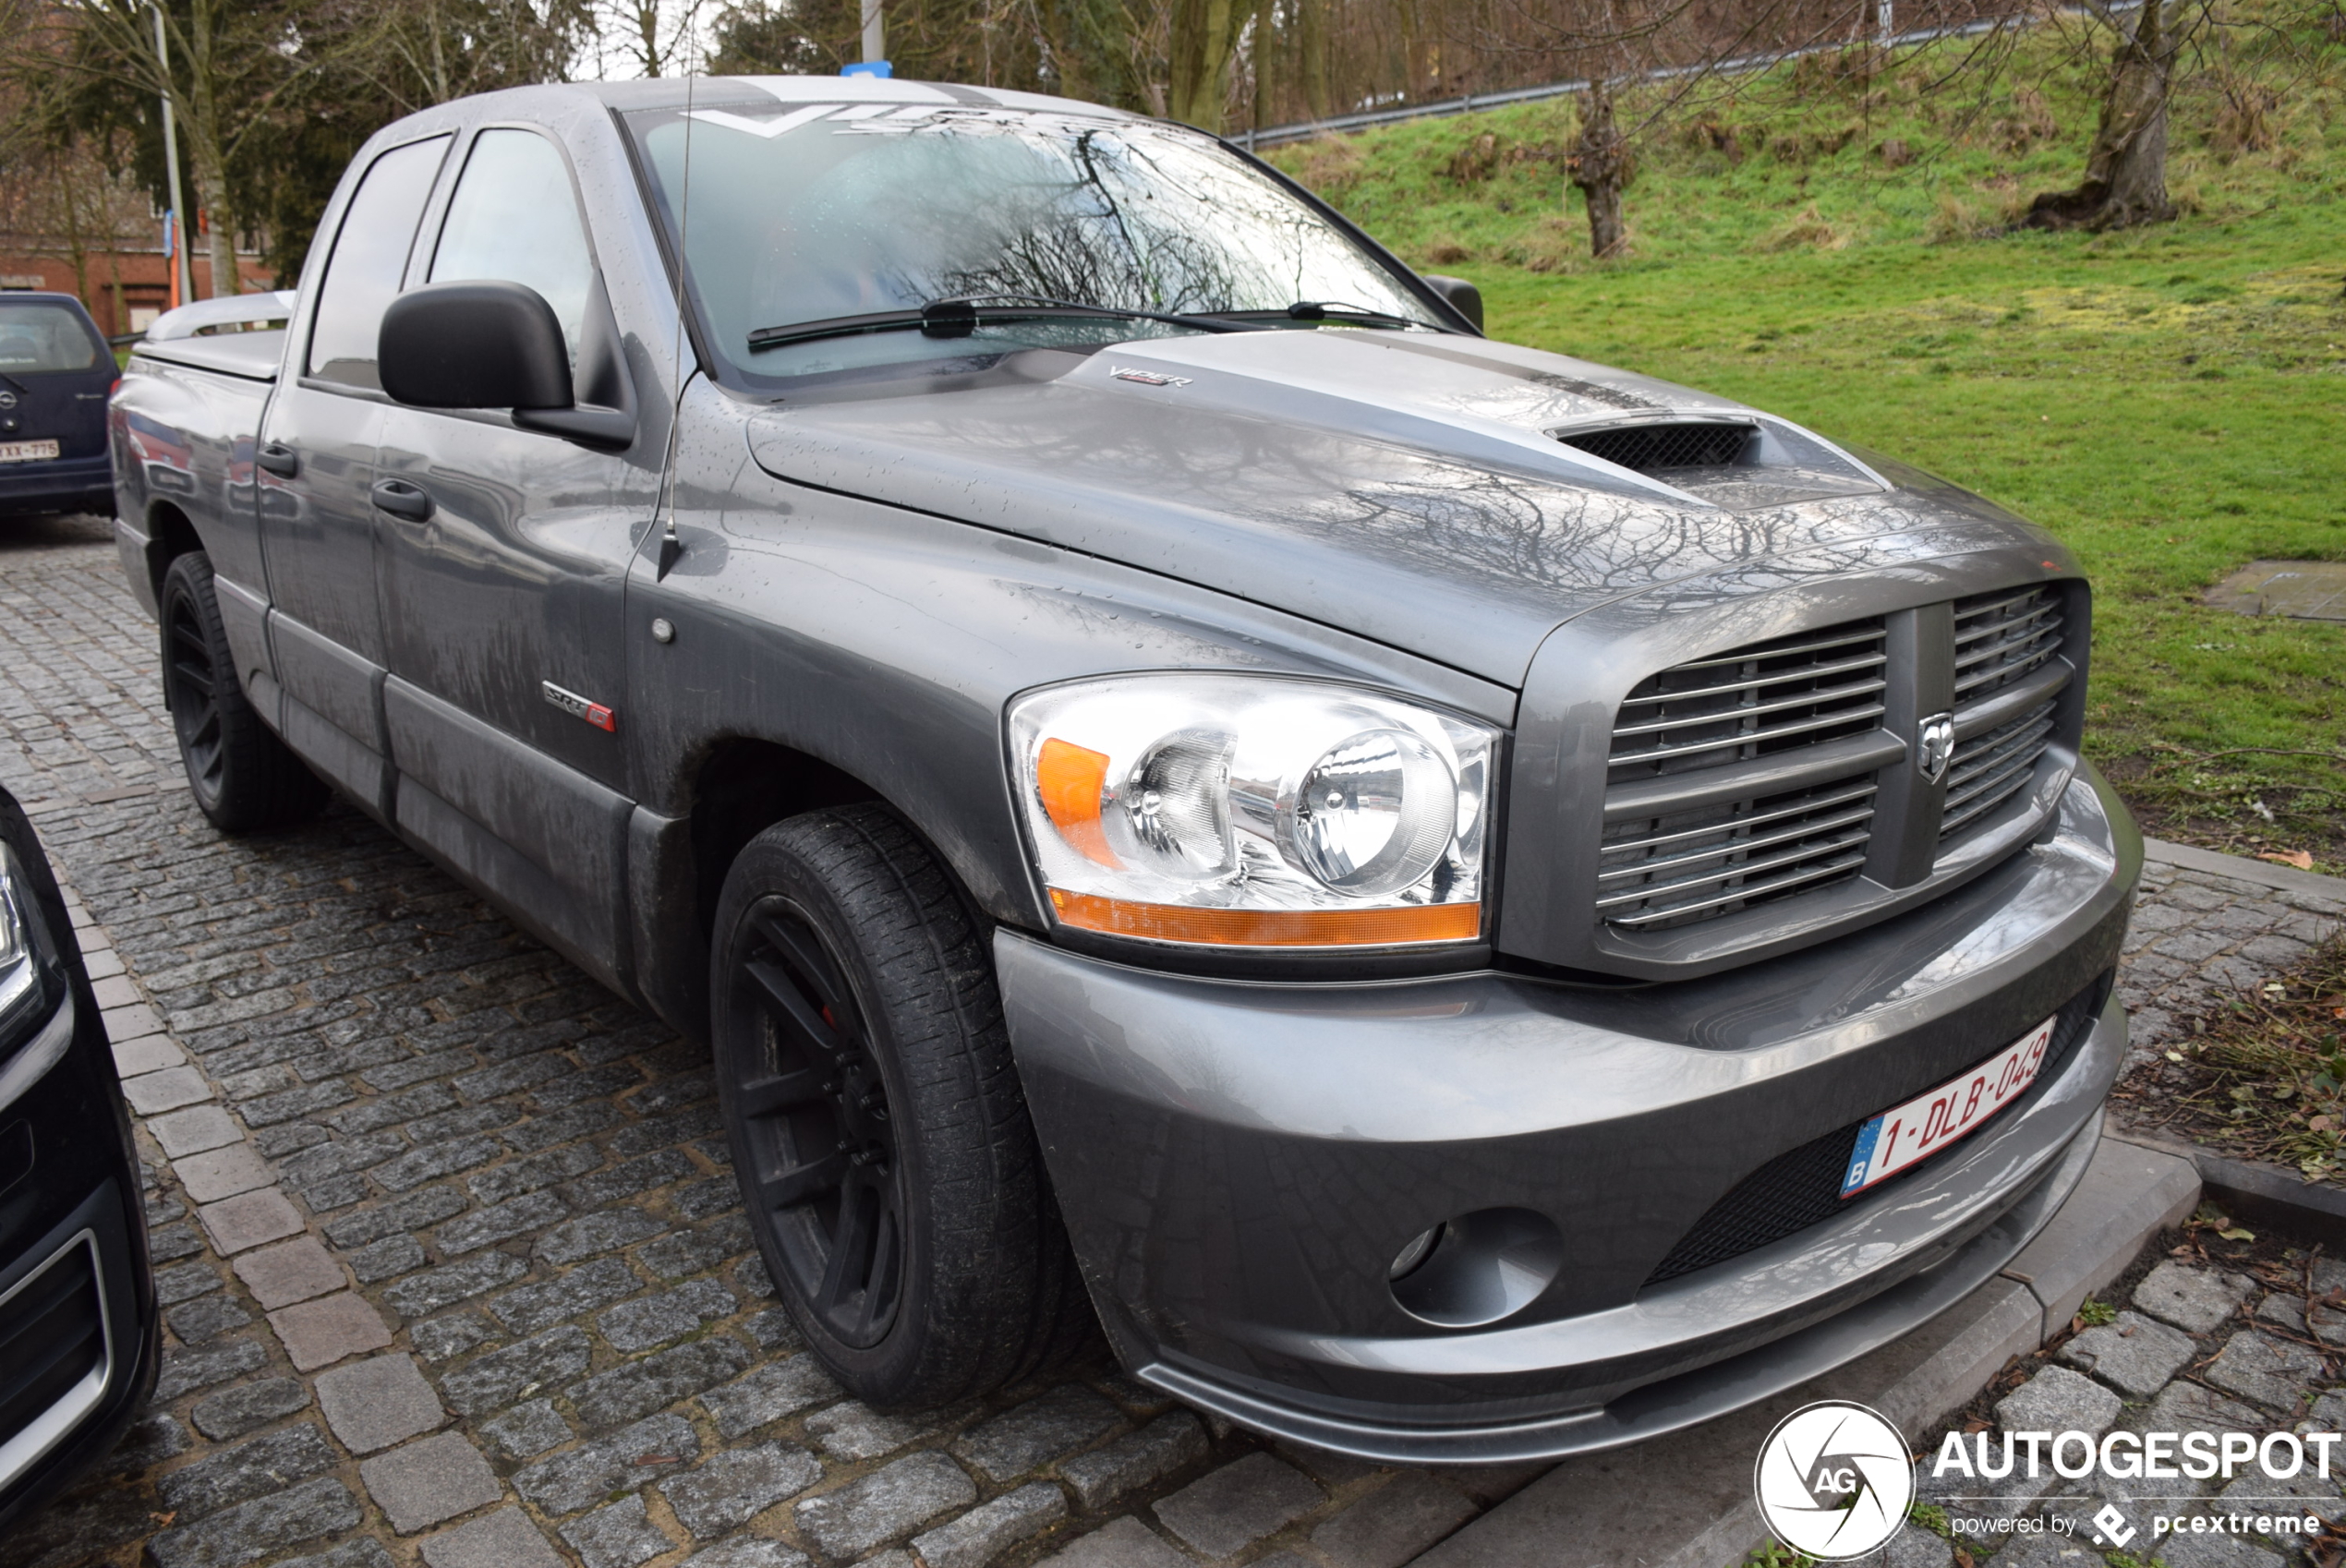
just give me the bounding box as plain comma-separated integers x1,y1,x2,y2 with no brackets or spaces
2025,0,2195,228
1566,75,1633,256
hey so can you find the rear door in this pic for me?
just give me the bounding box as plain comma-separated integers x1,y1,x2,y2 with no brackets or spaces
256,133,452,818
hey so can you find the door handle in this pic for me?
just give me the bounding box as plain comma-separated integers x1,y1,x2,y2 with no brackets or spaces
256,442,299,478
370,478,433,521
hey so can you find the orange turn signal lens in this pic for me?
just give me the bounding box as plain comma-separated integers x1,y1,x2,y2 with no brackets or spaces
1034,738,1118,868
1048,888,1480,947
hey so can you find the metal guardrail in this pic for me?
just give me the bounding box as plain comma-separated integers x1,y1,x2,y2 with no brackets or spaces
1239,6,2130,150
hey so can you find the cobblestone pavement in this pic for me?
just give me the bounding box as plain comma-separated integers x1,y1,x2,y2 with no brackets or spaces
2115,853,2341,1063
0,513,2335,1568
1900,1252,2346,1568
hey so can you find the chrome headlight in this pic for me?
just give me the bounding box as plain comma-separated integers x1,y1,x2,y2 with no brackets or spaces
1008,675,1494,947
0,844,47,1043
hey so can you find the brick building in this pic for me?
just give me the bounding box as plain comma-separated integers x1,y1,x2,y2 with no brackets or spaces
0,222,275,339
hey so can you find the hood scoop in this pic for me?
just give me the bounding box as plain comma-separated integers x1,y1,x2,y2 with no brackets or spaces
1553,414,1880,513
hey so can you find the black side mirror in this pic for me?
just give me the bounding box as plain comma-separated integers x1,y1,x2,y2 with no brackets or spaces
381,281,573,411
1422,274,1484,333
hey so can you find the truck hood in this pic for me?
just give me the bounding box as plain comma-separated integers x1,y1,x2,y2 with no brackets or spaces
744,329,2043,688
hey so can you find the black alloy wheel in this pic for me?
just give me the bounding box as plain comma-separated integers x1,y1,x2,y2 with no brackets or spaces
711,805,1097,1406
156,552,327,833
724,897,905,1347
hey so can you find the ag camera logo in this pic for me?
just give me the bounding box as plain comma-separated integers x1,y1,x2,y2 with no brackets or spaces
1754,1400,1916,1560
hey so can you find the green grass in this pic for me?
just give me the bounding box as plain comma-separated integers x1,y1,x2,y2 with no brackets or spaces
1268,19,2346,866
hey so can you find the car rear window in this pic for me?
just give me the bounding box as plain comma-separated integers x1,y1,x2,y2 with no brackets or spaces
0,302,102,373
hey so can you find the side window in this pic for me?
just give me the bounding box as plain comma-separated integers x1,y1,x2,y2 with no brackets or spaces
430,130,595,364
306,136,451,388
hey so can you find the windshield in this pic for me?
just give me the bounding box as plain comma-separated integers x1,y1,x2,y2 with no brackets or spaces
0,302,102,373
624,100,1441,381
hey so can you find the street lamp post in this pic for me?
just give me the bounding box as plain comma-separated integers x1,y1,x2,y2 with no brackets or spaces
860,0,883,67
151,3,194,305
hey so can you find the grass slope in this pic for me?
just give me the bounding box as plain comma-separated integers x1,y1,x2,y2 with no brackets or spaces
1267,20,2346,866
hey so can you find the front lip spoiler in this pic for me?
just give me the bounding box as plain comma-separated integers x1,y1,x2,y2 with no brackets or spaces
1131,1074,2108,1465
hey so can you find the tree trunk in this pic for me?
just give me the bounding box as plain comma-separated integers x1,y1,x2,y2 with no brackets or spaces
1168,0,1248,131
55,152,90,308
205,187,240,297
1567,78,1632,259
1298,0,1329,120
2025,0,2178,230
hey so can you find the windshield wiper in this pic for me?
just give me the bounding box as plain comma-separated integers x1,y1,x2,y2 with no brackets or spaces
1205,301,1435,331
745,295,1253,354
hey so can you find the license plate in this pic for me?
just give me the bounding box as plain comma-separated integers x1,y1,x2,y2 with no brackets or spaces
0,440,59,463
1840,1014,2057,1197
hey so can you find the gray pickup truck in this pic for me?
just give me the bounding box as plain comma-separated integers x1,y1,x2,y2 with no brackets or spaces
109,74,2136,1462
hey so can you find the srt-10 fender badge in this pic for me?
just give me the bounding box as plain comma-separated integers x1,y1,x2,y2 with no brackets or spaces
1110,368,1191,387
543,681,616,732
1917,712,1955,785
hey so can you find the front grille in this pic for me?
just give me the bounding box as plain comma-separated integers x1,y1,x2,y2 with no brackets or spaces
1643,973,2111,1287
1940,586,2067,847
1941,704,2057,841
1600,620,1886,931
1951,585,2064,706
0,1236,105,1452
1561,421,1757,474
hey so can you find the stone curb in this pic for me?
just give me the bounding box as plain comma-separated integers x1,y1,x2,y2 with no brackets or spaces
2143,836,2346,902
2121,1128,2346,1250
1406,1130,2201,1568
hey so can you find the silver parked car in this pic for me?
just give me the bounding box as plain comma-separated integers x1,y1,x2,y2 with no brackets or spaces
106,75,2134,1461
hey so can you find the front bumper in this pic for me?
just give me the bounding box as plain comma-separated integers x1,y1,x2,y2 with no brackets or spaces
0,453,113,518
0,988,161,1532
1001,760,2138,1462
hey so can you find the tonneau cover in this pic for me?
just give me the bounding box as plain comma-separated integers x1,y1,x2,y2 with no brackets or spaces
131,331,285,381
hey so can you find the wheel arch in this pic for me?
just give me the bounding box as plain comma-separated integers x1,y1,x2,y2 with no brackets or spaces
633,733,889,1042
144,499,203,608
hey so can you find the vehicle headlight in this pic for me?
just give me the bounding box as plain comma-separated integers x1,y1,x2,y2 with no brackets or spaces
1009,676,1494,947
0,845,47,1043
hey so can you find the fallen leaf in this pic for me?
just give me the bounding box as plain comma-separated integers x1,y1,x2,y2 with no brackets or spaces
150,1514,175,1527
2260,850,2316,870
2220,1227,2256,1241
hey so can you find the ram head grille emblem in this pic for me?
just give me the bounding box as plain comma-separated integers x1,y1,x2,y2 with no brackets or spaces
1917,712,1955,785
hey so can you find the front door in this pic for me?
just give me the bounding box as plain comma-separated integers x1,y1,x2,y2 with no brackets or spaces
372,126,659,990
257,133,452,815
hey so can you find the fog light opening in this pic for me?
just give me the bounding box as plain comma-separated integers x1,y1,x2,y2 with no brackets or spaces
1387,1207,1564,1329
1387,1224,1445,1282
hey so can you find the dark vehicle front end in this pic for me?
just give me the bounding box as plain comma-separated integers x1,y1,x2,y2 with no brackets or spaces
0,295,116,519
0,789,159,1532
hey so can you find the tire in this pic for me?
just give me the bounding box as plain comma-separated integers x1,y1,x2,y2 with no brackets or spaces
712,804,1095,1406
159,552,326,833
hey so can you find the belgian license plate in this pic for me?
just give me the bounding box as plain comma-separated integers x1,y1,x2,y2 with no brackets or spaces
1840,1015,2058,1198
0,440,59,463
